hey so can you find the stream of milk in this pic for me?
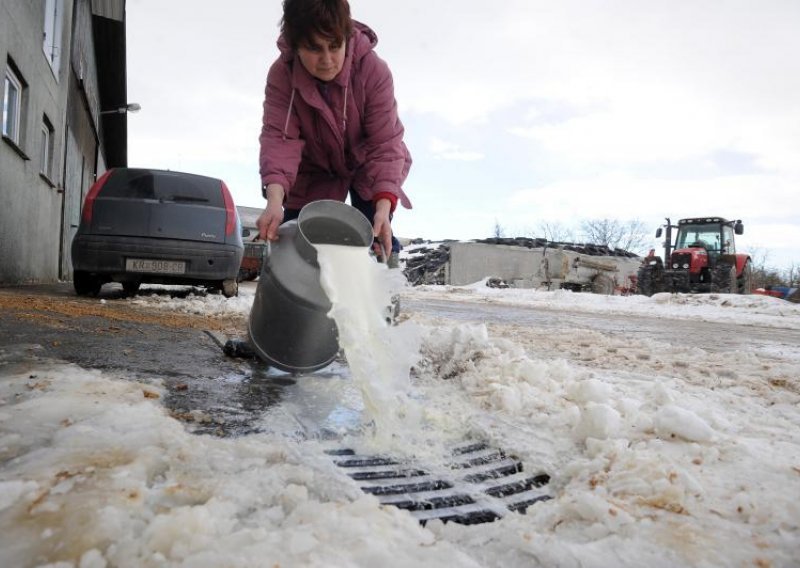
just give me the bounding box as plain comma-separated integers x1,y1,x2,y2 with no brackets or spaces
314,244,425,449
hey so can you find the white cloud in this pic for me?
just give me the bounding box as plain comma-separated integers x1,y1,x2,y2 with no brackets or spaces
125,0,800,267
428,137,484,162
509,87,720,166
509,172,800,221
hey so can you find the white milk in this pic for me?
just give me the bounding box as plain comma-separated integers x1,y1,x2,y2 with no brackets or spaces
314,244,422,447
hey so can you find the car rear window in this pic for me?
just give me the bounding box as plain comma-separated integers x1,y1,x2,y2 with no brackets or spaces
100,169,224,207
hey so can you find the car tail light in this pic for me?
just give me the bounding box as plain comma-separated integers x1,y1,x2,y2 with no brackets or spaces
220,181,237,236
81,169,114,224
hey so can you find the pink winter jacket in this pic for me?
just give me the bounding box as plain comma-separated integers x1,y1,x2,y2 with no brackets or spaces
259,22,412,212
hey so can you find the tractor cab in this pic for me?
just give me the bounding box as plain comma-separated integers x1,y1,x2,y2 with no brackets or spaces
672,218,742,256
676,223,722,254
656,217,743,267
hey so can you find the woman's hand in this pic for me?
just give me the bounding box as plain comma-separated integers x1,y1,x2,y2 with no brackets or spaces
257,184,285,241
373,198,393,261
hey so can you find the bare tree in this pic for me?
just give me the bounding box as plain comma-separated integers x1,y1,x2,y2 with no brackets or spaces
492,219,505,238
580,218,620,247
538,221,575,243
746,247,788,289
760,268,785,289
748,246,770,269
618,219,649,253
515,224,537,238
784,262,799,287
748,246,770,288
580,218,649,253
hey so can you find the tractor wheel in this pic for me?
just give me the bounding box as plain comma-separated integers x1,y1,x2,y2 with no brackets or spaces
738,260,753,294
712,263,737,294
637,264,663,296
591,274,615,295
74,271,102,297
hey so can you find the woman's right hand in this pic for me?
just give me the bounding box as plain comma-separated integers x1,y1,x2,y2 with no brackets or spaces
257,184,285,241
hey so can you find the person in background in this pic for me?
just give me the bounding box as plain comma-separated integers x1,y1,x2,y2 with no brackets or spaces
256,0,412,265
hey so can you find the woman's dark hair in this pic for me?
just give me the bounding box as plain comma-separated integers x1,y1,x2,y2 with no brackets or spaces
281,0,353,50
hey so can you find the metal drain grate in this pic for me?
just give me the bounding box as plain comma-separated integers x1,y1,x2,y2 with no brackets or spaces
328,442,551,525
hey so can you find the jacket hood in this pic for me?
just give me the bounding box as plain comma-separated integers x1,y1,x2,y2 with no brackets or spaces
277,20,378,67
261,20,412,211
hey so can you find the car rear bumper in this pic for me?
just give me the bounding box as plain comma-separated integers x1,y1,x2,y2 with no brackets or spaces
72,234,243,281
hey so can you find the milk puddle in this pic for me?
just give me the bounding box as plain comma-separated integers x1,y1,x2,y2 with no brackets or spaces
314,244,475,462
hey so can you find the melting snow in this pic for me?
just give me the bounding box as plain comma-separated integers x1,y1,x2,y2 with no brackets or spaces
1,280,799,567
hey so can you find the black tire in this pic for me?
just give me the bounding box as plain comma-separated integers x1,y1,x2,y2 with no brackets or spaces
711,263,737,293
122,281,141,296
237,269,259,283
222,279,238,298
74,271,102,297
637,264,663,296
738,260,753,294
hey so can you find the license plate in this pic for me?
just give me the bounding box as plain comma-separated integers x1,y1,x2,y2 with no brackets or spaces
125,258,186,274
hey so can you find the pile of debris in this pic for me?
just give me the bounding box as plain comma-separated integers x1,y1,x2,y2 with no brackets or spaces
402,242,452,286
475,237,639,258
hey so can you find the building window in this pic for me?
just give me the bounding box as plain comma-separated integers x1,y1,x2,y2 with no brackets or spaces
2,65,23,144
43,0,64,76
40,116,54,180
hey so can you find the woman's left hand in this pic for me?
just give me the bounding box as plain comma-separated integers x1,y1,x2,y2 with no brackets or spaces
373,198,393,261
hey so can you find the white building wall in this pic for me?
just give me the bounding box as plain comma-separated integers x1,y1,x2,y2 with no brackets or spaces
0,0,73,283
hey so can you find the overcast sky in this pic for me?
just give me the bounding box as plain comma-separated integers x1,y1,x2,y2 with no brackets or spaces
126,0,800,269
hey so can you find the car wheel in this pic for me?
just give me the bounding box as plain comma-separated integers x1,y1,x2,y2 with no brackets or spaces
122,281,141,296
222,279,238,298
74,271,102,297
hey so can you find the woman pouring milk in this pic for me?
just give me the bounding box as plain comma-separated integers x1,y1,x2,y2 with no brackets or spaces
256,0,412,265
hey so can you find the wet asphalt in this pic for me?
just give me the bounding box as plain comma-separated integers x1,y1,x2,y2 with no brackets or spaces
5,282,799,439
0,282,291,436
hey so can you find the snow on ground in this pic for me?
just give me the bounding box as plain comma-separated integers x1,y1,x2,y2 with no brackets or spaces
405,279,800,330
1,279,800,567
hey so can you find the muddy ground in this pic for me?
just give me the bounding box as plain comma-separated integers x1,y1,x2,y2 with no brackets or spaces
0,282,281,436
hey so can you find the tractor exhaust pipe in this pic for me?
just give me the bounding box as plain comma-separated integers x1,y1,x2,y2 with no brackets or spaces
664,217,672,262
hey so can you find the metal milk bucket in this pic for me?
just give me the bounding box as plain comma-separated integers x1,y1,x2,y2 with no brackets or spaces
248,200,374,373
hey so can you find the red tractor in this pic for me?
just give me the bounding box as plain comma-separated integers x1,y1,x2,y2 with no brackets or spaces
637,217,752,296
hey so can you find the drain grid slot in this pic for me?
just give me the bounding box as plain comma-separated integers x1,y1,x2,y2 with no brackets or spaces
328,442,552,525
